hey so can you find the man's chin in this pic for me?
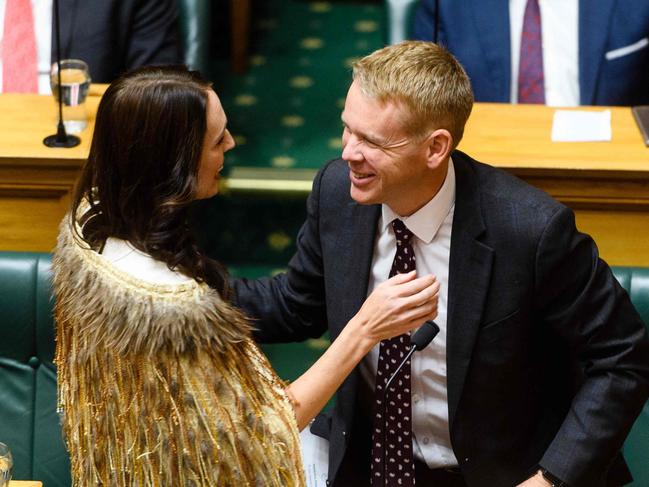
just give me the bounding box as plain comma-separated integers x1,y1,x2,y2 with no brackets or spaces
350,185,378,206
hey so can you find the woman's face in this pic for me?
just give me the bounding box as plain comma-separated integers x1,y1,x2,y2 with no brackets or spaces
195,90,235,199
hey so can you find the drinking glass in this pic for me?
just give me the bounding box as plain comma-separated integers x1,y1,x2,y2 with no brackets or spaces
0,442,12,487
50,59,92,134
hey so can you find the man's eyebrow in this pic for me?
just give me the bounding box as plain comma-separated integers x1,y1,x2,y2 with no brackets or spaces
340,116,383,145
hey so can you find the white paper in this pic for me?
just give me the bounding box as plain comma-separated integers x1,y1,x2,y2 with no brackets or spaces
551,109,612,142
300,427,330,487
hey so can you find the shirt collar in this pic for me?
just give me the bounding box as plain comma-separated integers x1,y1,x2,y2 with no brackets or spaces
380,157,456,244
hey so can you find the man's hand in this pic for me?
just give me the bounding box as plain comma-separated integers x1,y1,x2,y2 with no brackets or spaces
517,471,553,487
351,271,439,347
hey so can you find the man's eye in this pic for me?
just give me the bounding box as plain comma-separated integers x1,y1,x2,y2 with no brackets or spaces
364,138,379,148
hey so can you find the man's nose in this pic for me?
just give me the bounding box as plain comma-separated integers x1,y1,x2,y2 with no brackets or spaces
341,133,362,161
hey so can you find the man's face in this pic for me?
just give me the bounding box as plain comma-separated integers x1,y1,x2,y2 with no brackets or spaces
341,81,432,216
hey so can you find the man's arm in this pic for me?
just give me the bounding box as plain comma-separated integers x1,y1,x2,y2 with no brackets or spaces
232,163,331,343
534,207,649,486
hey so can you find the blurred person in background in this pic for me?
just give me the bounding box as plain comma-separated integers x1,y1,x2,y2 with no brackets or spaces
0,0,182,93
413,0,649,106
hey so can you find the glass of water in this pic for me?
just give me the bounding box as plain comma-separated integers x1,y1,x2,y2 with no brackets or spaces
50,59,91,134
0,442,12,487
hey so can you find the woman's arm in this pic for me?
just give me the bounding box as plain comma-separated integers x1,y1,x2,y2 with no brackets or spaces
286,271,439,430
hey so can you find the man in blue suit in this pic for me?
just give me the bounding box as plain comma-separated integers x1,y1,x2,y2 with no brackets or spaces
413,0,649,106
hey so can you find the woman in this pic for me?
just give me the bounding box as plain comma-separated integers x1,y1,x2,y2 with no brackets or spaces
53,65,439,486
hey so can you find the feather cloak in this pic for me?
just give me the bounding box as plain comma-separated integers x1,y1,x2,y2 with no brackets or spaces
53,217,305,486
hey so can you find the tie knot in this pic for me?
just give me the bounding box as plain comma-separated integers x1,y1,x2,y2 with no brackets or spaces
392,219,413,245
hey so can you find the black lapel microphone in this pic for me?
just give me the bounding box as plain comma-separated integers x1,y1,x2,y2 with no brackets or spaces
384,320,440,391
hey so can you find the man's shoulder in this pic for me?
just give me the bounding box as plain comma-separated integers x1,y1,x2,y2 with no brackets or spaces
454,150,561,210
318,157,348,179
453,150,568,237
314,158,351,196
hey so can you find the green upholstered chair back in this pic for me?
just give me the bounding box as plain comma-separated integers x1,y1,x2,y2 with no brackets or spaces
612,267,649,487
0,253,647,486
0,253,69,486
178,0,211,74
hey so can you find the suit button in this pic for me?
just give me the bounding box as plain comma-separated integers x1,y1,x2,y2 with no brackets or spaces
342,430,346,436
326,480,330,486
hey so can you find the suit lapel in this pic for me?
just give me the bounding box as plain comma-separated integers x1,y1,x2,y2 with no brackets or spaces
469,0,511,101
579,0,616,104
52,0,79,62
333,202,380,337
446,153,493,427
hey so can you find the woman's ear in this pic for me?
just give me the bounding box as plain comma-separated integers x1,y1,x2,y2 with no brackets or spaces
425,129,454,169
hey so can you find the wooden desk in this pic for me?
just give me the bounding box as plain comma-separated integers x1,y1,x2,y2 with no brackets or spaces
1,99,648,264
0,93,100,252
9,481,42,487
458,103,649,266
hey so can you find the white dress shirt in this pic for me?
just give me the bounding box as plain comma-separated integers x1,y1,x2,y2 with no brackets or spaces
0,0,52,93
361,158,458,468
509,0,579,106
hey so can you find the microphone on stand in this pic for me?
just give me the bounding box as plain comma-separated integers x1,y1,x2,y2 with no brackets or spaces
43,0,80,148
384,320,440,391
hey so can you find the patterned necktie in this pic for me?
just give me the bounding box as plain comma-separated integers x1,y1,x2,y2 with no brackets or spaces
371,219,416,487
518,0,545,104
2,0,39,93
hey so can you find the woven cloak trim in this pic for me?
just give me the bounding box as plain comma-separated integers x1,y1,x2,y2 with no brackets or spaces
52,215,253,359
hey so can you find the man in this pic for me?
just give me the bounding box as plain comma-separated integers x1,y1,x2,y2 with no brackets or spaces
412,0,649,106
0,0,181,93
233,41,649,486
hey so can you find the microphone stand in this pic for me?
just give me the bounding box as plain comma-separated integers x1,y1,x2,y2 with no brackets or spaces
43,0,80,148
433,0,440,44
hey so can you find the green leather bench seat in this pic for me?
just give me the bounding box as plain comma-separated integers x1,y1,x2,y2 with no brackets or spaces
1,253,648,486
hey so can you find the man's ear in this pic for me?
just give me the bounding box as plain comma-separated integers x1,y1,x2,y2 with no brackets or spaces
425,129,454,169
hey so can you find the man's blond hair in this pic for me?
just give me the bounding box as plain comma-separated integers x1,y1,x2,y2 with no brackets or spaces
352,41,474,148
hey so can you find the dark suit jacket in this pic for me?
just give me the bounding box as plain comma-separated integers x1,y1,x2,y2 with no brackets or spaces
54,0,182,83
233,152,649,487
413,0,649,106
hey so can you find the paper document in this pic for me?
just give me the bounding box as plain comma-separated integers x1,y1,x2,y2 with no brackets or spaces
551,109,612,142
300,427,330,487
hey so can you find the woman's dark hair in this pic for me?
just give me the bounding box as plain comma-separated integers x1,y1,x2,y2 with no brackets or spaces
71,65,231,297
